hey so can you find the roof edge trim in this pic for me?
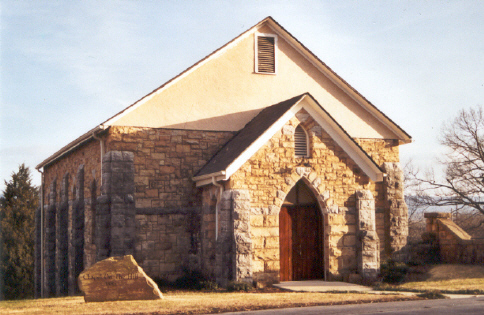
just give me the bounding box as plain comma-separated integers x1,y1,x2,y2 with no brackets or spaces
36,125,108,170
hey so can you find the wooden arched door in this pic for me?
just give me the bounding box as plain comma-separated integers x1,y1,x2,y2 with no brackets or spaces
279,181,323,281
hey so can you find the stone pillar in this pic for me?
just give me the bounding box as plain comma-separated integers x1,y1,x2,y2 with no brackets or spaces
95,151,135,261
214,190,233,287
34,205,42,298
69,166,85,295
214,189,252,287
382,162,408,260
44,180,57,297
232,190,252,284
56,174,69,296
356,190,380,281
96,194,111,261
424,212,452,234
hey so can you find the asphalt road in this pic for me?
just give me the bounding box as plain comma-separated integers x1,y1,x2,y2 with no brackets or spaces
219,296,484,315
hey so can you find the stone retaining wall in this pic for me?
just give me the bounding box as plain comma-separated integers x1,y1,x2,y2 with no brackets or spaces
425,212,484,264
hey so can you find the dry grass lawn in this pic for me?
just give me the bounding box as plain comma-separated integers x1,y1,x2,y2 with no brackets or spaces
380,264,484,293
0,291,415,315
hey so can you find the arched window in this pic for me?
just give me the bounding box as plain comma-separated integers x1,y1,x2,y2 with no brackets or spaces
294,125,309,157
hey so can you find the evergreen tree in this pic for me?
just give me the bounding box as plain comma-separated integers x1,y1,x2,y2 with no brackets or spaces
0,164,38,300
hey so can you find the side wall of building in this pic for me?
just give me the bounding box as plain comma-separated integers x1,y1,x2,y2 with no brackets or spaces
39,138,102,297
105,126,235,281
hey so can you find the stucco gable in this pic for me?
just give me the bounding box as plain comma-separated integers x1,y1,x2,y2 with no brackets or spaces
101,17,411,141
193,93,384,187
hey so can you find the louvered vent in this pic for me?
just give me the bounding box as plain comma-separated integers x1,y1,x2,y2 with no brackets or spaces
257,36,275,73
294,125,308,157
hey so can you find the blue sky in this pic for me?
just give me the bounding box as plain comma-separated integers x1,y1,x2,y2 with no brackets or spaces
1,0,483,191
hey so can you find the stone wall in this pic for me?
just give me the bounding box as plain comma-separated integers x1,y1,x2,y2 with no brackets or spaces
38,138,102,298
425,212,484,264
43,139,101,204
36,119,406,293
354,139,399,166
104,127,235,281
200,187,217,281
106,126,235,210
227,109,396,283
135,210,195,282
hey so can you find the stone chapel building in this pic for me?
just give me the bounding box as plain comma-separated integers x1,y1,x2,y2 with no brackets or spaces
34,17,411,297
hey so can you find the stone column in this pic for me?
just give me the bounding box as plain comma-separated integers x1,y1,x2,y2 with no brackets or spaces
69,166,85,295
95,194,111,261
56,174,69,296
34,205,42,298
382,162,408,260
424,212,452,234
45,180,57,297
356,190,380,281
232,190,252,284
214,190,233,287
214,189,252,287
95,151,135,261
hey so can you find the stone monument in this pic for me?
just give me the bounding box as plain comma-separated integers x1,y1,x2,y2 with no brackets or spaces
78,255,163,302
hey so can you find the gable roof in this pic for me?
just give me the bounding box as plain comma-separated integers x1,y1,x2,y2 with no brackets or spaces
37,16,411,171
193,93,384,187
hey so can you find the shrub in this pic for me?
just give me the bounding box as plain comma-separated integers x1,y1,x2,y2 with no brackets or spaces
173,269,207,290
380,260,409,284
227,281,253,292
417,290,447,299
200,281,219,291
152,277,171,290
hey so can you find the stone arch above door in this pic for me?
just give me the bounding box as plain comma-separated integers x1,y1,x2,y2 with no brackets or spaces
275,166,338,216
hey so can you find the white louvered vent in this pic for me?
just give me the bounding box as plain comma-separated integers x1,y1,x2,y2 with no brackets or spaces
294,125,309,157
257,35,276,73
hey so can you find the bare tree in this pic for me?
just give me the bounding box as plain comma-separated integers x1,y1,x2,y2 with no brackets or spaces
411,105,484,235
404,160,432,242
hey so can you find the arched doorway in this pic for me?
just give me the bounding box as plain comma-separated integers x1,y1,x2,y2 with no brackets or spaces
279,180,323,281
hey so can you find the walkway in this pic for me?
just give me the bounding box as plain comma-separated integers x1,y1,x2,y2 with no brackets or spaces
273,280,481,299
273,281,372,293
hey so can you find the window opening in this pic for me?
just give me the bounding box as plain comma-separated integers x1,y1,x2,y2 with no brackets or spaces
256,35,276,74
295,125,309,157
